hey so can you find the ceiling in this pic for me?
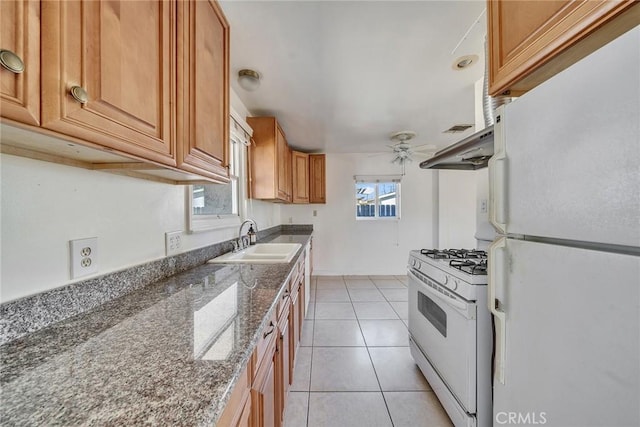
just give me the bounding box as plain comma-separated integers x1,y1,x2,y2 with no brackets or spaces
220,1,487,155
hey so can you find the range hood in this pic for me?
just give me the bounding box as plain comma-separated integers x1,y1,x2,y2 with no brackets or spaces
419,125,494,170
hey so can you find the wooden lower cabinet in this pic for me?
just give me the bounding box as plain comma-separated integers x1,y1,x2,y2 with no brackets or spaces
216,365,251,427
238,251,309,427
252,335,277,427
291,274,304,353
237,395,252,427
277,301,292,426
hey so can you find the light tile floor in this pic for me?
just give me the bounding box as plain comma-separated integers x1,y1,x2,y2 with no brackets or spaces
284,275,453,427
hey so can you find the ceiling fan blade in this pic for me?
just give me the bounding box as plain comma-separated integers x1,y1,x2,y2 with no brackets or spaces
412,143,437,151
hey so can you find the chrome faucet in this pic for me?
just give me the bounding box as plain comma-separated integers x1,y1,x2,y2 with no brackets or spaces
236,219,258,251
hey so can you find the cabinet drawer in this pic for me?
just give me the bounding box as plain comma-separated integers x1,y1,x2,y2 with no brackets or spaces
252,310,277,381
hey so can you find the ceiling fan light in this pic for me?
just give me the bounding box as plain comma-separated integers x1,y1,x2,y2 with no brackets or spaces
238,69,261,91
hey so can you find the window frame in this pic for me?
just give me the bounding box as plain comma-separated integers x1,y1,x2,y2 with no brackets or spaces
354,175,401,221
187,111,251,232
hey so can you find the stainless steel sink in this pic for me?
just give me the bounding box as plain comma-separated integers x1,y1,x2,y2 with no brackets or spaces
207,243,301,264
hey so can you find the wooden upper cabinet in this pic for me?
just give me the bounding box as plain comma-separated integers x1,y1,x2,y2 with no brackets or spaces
276,126,290,201
176,0,230,182
40,0,176,166
1,0,40,126
488,0,640,96
292,151,309,204
285,145,293,203
309,154,326,204
247,117,291,203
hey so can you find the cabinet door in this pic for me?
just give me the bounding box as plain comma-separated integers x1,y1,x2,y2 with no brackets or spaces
291,280,301,358
253,359,276,427
1,0,39,126
292,151,310,204
278,312,291,424
285,146,293,203
276,126,289,201
237,395,252,427
177,0,230,182
297,278,305,342
488,0,639,96
41,0,175,165
309,154,326,204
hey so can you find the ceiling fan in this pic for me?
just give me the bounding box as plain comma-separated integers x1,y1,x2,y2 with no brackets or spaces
387,131,437,169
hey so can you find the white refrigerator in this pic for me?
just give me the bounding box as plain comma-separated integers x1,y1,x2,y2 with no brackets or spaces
488,25,640,427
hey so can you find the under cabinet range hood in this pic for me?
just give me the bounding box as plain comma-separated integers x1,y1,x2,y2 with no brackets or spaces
420,125,494,170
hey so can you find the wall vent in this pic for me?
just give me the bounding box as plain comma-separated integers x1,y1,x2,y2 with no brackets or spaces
443,124,473,133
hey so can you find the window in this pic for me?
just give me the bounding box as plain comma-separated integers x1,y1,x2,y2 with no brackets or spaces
188,114,251,231
355,175,401,219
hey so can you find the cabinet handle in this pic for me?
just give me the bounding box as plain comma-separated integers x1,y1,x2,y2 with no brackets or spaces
70,86,89,104
263,321,275,339
282,289,290,300
0,49,25,73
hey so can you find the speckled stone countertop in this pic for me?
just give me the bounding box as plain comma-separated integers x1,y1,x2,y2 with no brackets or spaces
0,233,311,426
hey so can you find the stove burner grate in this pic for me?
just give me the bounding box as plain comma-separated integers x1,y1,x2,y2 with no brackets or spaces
449,259,488,275
420,248,487,260
420,249,451,259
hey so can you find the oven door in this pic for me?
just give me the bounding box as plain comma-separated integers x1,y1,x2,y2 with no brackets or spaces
408,268,477,413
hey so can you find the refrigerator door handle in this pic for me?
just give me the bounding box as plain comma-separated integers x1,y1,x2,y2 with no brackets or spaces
489,236,507,385
489,106,507,234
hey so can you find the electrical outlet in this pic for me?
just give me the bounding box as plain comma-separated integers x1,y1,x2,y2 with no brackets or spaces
288,217,293,224
70,237,98,279
313,210,317,217
165,231,183,256
480,199,488,214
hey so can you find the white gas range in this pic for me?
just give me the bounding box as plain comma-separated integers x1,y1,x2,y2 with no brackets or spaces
408,249,492,427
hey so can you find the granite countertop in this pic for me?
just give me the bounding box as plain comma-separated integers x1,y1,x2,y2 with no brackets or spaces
0,233,311,426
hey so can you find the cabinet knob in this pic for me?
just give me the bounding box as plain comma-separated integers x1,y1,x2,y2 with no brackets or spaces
0,49,25,74
70,86,89,104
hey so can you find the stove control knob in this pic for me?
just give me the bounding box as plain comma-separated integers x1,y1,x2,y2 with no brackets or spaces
452,280,458,291
416,260,421,269
411,259,416,267
443,275,448,285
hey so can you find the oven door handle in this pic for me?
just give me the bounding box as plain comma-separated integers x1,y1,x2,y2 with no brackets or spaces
407,269,471,315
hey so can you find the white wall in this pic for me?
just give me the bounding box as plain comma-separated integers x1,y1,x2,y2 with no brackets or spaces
438,170,477,249
281,153,436,275
0,155,279,304
0,92,280,303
